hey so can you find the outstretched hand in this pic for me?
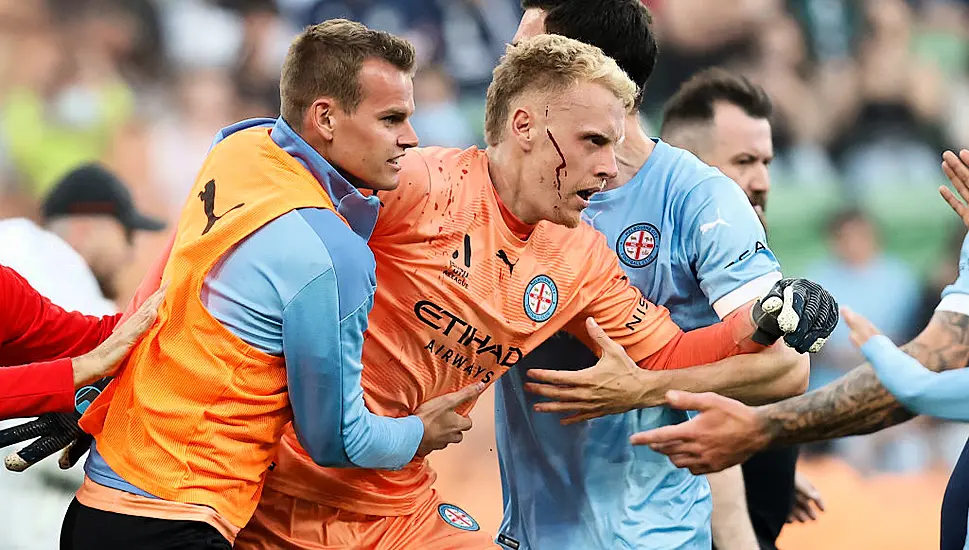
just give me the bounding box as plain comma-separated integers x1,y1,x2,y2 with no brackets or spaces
525,318,661,425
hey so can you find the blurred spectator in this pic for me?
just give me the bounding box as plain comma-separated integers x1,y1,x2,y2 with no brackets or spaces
641,0,783,117
829,0,948,191
807,208,921,388
0,164,163,550
295,0,446,67
147,67,241,219
220,0,294,116
411,66,477,148
742,12,840,186
0,164,165,307
0,0,136,197
805,207,925,472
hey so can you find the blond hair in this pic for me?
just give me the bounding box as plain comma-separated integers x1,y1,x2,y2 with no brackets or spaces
484,34,638,146
280,19,415,126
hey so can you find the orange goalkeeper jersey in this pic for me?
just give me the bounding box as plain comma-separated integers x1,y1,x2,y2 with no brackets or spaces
266,146,681,516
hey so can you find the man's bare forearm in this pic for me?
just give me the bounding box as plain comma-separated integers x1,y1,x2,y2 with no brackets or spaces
708,466,759,550
649,342,808,407
756,311,969,447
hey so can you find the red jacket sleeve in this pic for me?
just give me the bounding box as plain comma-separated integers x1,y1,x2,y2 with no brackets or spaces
0,265,121,418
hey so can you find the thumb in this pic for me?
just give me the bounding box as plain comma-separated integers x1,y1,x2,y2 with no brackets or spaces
841,306,879,349
585,317,619,357
446,382,486,410
664,390,720,412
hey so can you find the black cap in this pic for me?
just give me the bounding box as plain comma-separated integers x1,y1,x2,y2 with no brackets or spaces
42,163,166,232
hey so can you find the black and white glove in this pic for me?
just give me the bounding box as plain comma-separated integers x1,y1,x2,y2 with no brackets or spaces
752,278,839,354
0,378,107,472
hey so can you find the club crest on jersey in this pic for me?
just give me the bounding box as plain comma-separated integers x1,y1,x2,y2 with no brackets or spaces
74,385,102,415
523,275,558,323
438,503,480,531
617,223,660,268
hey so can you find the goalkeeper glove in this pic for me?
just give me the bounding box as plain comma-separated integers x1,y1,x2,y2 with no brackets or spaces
752,278,839,354
0,377,107,472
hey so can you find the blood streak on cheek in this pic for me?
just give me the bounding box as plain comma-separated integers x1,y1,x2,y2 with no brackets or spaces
546,129,567,200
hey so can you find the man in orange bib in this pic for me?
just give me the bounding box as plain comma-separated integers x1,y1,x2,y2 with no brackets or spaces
58,20,482,550
233,34,839,550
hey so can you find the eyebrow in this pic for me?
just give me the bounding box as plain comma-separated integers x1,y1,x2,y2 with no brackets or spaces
580,131,612,143
378,107,410,118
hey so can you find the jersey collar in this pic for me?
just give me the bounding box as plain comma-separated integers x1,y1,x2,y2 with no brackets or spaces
209,117,380,241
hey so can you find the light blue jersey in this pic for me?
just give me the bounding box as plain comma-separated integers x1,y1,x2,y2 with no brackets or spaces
865,231,969,422
495,140,781,550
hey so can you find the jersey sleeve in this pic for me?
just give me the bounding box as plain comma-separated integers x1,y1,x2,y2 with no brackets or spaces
864,334,969,421
566,233,681,362
370,150,433,239
0,265,121,368
282,209,423,470
681,176,781,318
937,231,969,316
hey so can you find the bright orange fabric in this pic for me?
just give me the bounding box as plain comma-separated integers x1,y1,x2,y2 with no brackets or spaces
235,485,498,550
258,147,682,525
79,127,340,530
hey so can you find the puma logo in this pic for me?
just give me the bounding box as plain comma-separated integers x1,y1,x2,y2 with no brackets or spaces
496,249,517,274
199,179,244,235
699,209,731,234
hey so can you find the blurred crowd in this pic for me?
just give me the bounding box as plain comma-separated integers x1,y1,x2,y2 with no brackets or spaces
2,0,969,547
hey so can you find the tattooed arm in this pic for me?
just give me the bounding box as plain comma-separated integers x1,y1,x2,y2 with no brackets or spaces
761,310,969,446
629,310,969,475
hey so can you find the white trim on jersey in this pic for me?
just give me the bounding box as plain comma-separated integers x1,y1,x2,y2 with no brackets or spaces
936,293,969,317
712,271,783,320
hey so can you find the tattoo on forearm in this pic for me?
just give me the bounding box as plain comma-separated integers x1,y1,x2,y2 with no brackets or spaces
760,311,969,447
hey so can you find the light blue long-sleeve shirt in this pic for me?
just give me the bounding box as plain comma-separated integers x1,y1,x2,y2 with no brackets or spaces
863,231,969,422
85,117,424,498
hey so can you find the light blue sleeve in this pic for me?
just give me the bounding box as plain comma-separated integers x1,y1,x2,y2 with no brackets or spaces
940,231,969,308
863,334,969,421
681,176,781,311
282,209,424,469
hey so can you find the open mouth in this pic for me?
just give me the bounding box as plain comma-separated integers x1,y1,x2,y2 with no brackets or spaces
576,188,597,200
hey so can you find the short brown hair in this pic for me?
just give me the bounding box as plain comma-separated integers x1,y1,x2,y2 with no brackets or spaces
660,68,772,135
485,34,637,146
279,19,416,126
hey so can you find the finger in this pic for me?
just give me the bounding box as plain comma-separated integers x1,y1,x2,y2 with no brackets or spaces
444,382,486,410
666,454,712,474
585,317,622,356
809,492,825,512
59,435,92,470
643,440,689,454
454,416,473,432
957,148,969,184
776,284,800,334
664,390,722,413
942,157,969,205
841,306,879,349
629,422,696,446
0,418,49,448
560,410,610,425
526,369,591,387
940,185,969,225
943,150,969,189
533,400,596,414
523,382,588,402
5,432,74,472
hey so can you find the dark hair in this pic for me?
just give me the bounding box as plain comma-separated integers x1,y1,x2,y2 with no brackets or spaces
520,0,657,109
660,68,772,134
825,206,871,236
280,19,415,126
